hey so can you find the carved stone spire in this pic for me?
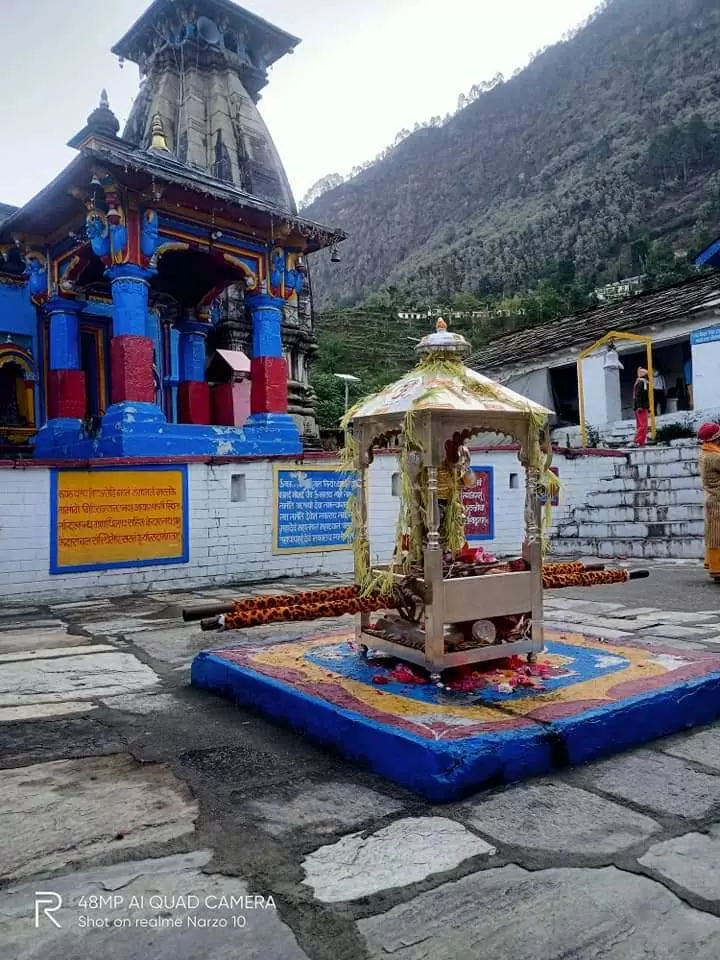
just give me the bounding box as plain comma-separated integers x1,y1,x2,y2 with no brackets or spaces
113,0,298,211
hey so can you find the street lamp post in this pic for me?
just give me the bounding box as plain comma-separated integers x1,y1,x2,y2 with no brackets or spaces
334,372,361,416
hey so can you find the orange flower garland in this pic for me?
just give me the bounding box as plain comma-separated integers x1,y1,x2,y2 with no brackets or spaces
221,563,631,630
224,586,389,630
542,568,629,590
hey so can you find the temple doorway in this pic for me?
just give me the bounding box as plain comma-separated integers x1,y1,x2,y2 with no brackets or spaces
0,345,36,456
0,361,28,427
79,323,109,419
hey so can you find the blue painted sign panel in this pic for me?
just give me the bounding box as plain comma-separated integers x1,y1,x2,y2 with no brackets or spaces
273,466,357,554
690,327,720,345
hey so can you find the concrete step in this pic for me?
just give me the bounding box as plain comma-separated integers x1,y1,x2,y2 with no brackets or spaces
570,504,704,524
613,462,699,481
598,475,699,494
625,446,698,466
567,519,704,540
551,535,703,560
587,487,703,509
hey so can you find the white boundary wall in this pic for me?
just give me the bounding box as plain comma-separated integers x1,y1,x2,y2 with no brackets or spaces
0,450,620,602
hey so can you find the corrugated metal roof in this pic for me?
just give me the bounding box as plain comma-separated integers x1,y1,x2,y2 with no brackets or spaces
467,273,720,373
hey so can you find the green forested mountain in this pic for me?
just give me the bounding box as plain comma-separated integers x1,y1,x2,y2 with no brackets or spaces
305,0,720,311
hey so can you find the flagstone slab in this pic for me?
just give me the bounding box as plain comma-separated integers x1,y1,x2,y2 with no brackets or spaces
357,866,720,959
0,627,86,654
0,606,43,618
656,726,720,772
0,644,116,664
0,701,96,723
650,624,716,639
578,751,720,819
131,624,224,667
0,851,310,960
0,754,197,881
302,817,495,902
81,618,177,636
461,780,660,854
0,651,160,706
101,692,185,715
639,827,720,901
50,599,112,611
0,618,65,632
246,781,404,839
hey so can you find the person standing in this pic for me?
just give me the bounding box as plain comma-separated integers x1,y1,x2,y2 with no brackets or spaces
633,366,650,446
653,367,667,415
698,422,720,581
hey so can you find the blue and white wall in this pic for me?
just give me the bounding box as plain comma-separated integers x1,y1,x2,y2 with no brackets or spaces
0,449,620,602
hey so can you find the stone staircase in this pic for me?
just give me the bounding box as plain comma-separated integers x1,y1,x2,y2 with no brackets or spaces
552,442,704,560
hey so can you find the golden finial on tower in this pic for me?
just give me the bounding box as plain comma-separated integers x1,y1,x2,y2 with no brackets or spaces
150,115,169,152
436,317,448,331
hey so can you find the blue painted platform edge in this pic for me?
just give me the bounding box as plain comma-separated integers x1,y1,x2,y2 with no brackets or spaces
191,651,720,802
191,652,552,802
550,671,720,766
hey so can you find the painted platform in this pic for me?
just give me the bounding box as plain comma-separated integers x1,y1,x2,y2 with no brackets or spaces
191,630,720,802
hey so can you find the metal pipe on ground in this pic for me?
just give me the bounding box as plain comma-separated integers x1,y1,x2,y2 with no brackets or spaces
183,603,234,622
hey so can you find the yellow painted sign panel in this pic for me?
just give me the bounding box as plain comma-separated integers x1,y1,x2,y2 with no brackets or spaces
52,467,188,573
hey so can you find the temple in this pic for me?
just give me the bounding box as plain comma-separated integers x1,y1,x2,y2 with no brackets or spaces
0,0,344,459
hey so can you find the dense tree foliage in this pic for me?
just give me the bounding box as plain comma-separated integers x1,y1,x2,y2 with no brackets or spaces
304,0,720,312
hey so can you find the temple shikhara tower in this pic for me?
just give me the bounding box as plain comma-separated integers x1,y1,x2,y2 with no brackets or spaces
0,0,343,458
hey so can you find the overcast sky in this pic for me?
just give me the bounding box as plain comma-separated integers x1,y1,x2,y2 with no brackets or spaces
0,0,600,208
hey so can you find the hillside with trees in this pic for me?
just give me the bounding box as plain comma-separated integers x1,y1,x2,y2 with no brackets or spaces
304,0,720,313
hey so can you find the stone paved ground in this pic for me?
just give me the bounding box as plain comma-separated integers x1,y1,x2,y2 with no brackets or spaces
1,564,719,959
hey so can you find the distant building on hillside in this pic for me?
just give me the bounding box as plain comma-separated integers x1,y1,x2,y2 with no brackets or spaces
593,276,646,303
397,306,525,322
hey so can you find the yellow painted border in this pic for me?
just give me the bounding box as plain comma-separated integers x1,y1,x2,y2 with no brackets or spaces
272,463,357,555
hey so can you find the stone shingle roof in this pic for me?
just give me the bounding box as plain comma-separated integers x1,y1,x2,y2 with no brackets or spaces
467,273,720,373
0,203,18,226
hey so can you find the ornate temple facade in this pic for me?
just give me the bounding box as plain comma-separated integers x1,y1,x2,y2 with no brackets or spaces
0,0,343,459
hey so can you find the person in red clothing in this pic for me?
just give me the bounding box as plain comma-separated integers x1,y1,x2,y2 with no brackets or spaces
633,367,650,446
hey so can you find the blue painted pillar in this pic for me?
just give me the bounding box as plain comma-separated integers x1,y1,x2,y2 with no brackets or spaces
178,321,210,424
45,297,85,420
243,292,299,451
106,264,156,405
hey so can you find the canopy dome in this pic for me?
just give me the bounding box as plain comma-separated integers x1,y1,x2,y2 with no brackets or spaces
348,319,553,423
